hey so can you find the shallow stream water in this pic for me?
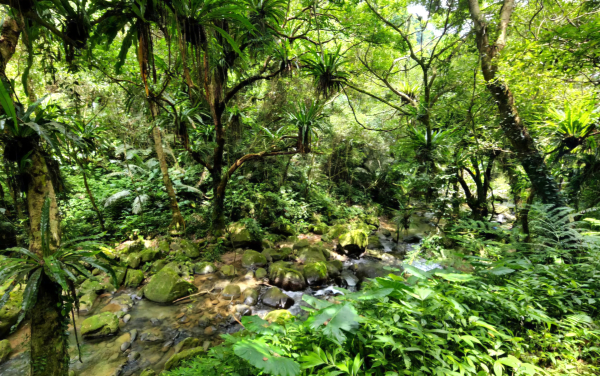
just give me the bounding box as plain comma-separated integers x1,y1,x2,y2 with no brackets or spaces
0,214,442,376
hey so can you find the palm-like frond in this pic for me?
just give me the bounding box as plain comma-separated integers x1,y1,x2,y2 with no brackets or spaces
302,46,349,98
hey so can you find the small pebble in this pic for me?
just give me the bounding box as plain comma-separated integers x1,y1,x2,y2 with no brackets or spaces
204,326,216,336
120,341,130,352
128,351,141,362
123,314,131,323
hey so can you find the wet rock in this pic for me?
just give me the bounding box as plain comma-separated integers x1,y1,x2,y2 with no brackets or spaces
197,315,210,328
204,326,216,336
326,260,343,277
235,304,251,316
222,284,241,299
123,314,131,323
262,247,291,262
293,239,311,250
120,341,131,351
150,318,160,325
174,337,200,354
124,269,144,287
140,328,164,342
403,235,422,244
380,229,392,237
78,291,97,314
81,312,119,338
262,287,294,309
341,270,359,287
194,262,216,275
126,253,141,269
241,250,267,269
140,247,160,263
179,239,200,258
144,265,198,303
303,262,328,286
242,288,259,306
244,271,254,280
297,247,326,264
264,310,294,324
367,236,383,250
338,230,369,256
128,351,141,362
130,329,138,342
111,294,134,308
269,262,306,291
220,265,237,277
203,340,211,351
162,340,174,352
229,223,262,250
0,339,11,363
254,268,268,279
164,347,205,370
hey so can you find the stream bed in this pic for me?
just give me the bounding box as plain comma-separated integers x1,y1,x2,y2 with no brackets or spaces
0,215,442,376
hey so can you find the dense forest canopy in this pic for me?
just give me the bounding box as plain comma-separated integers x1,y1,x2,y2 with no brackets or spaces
0,0,599,375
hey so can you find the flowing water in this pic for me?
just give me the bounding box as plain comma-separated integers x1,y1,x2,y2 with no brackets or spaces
0,214,441,376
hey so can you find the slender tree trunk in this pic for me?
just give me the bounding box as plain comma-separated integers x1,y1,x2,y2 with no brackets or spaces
467,0,564,208
522,189,535,242
152,126,185,231
77,161,105,231
26,149,67,376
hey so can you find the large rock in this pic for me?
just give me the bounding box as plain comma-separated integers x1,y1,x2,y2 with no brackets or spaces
126,253,141,269
144,266,197,303
326,260,343,277
269,262,306,291
261,287,294,309
179,240,200,258
115,267,127,286
0,288,22,337
367,236,384,250
241,250,267,269
229,223,261,250
124,269,144,287
151,259,168,274
338,230,369,256
194,262,216,275
220,265,237,277
222,284,241,299
303,262,328,286
293,239,311,250
0,339,11,363
270,222,295,236
140,248,160,263
174,337,200,354
242,288,259,306
262,248,291,262
297,247,326,264
164,347,205,370
264,310,294,324
81,312,119,338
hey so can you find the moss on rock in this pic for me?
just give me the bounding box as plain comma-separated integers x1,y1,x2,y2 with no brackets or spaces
81,312,119,338
164,346,205,370
144,267,197,303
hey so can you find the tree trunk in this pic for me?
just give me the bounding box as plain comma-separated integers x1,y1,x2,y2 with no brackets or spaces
467,0,565,208
26,149,67,376
30,274,68,376
78,161,105,231
152,126,185,231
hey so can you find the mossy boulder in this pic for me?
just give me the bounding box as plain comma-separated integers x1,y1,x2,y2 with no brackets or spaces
158,239,170,252
262,248,291,262
255,268,268,279
297,247,327,264
174,337,200,353
115,267,127,286
124,269,144,287
150,259,168,274
261,287,294,309
0,288,22,337
241,250,267,269
179,240,200,258
270,222,295,236
293,239,311,250
338,229,369,256
220,265,237,277
140,248,160,263
264,310,294,324
229,223,262,250
0,339,11,363
327,224,350,240
326,260,343,277
222,284,241,299
242,288,259,306
269,262,306,291
194,262,216,275
118,240,144,255
262,239,275,249
81,312,119,338
126,253,141,269
364,215,380,228
144,266,197,303
164,347,205,370
303,262,328,286
367,236,384,250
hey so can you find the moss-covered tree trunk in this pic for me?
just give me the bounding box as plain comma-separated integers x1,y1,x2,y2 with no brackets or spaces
26,149,68,376
153,126,185,231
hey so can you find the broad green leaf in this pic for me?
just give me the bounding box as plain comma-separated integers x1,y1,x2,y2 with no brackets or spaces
435,273,478,282
0,80,17,130
403,265,430,279
302,294,333,309
14,268,42,330
345,288,393,300
311,303,360,344
233,339,300,376
489,267,515,276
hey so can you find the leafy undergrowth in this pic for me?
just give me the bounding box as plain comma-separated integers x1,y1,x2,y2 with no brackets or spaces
165,257,600,376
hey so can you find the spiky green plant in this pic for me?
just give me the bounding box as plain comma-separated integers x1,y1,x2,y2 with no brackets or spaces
545,101,599,159
302,46,349,98
287,100,326,153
